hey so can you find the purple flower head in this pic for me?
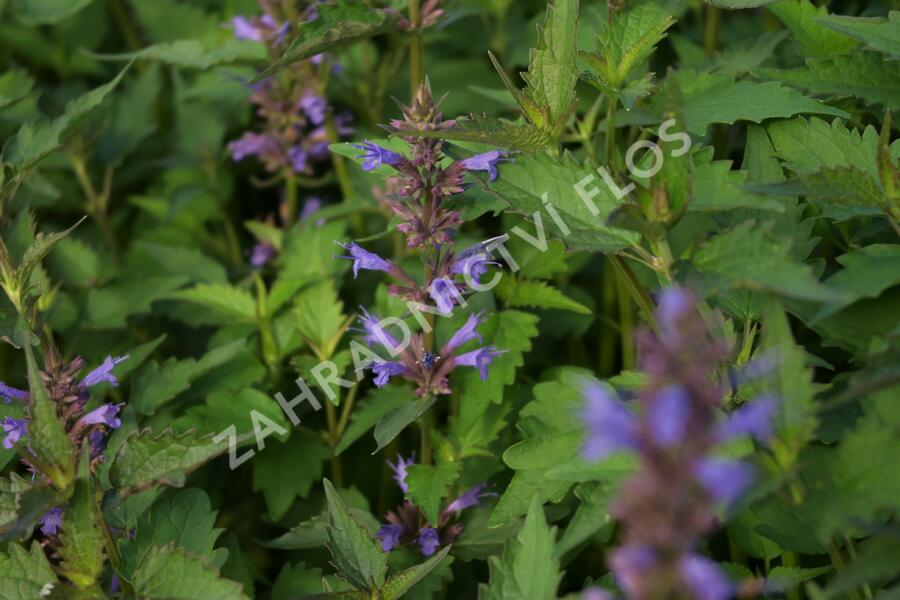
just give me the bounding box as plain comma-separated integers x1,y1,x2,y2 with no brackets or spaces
300,95,327,126
228,132,279,161
77,403,124,429
0,382,28,404
695,458,754,506
450,244,496,285
2,417,27,450
250,242,276,268
81,355,129,388
288,146,308,173
455,347,504,381
388,454,415,493
373,361,406,386
610,544,657,598
337,241,394,278
39,508,63,536
647,385,691,447
459,150,507,181
353,140,403,171
357,307,401,351
581,383,638,460
429,278,460,315
680,554,732,600
443,312,484,353
231,16,262,41
717,394,778,443
377,523,405,552
444,483,496,514
417,527,440,556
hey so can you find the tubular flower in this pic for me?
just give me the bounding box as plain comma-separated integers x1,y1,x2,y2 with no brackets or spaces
457,150,508,181
353,140,404,171
0,382,28,404
582,288,776,600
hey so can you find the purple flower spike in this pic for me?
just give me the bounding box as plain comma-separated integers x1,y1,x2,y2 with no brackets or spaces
459,150,507,181
648,385,691,447
39,508,63,536
250,242,276,268
337,241,394,278
680,554,732,600
443,313,484,353
444,483,496,514
376,523,405,552
1,417,28,449
387,454,415,493
372,361,407,387
695,458,754,506
228,132,279,161
353,140,403,171
81,355,129,388
455,347,504,381
581,383,638,460
231,16,262,41
717,395,778,443
610,544,657,598
77,403,124,429
417,527,440,556
300,95,327,126
0,382,28,404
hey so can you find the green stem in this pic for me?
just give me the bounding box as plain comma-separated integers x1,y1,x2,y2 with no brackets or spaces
420,407,434,465
616,268,635,370
704,4,720,58
283,171,298,224
827,539,863,600
605,97,618,167
887,213,900,240
782,552,801,600
408,0,424,96
325,400,344,487
599,261,617,376
609,255,658,331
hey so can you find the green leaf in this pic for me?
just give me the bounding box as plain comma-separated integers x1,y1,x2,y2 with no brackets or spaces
252,431,330,521
758,52,900,110
15,218,85,295
24,344,74,487
87,39,266,69
0,542,58,600
9,0,95,25
815,12,900,58
485,152,639,252
689,147,784,212
131,340,245,414
495,278,591,314
131,544,250,600
335,387,413,455
687,221,847,303
768,0,857,60
0,475,60,541
398,114,552,153
671,72,848,135
381,546,453,600
109,428,231,494
820,244,900,313
373,396,437,454
2,66,130,171
522,0,579,127
322,479,387,592
294,280,350,358
704,0,779,8
768,565,832,588
167,284,257,324
58,479,104,588
405,463,461,525
253,5,397,82
480,496,562,600
119,488,226,577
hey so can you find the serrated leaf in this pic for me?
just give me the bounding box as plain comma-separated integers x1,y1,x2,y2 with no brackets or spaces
373,396,437,454
87,39,266,69
336,387,415,455
480,496,562,600
495,278,591,314
253,431,330,521
768,0,858,60
58,479,104,588
322,479,387,592
131,544,249,599
253,5,397,82
0,542,58,600
167,284,257,324
522,0,579,127
815,12,900,58
671,72,848,135
758,52,900,110
2,66,129,171
484,152,639,252
0,475,60,541
405,463,461,525
381,546,452,600
24,345,74,487
705,0,779,7
690,147,784,212
294,280,350,358
400,114,552,152
109,428,231,494
15,218,85,294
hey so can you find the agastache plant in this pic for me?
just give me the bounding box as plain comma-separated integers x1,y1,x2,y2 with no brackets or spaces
376,454,495,556
582,289,777,600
